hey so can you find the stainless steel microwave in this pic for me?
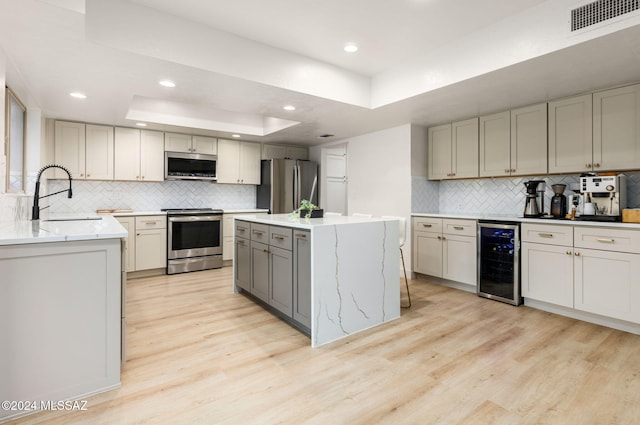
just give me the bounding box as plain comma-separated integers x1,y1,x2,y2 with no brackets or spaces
165,151,217,181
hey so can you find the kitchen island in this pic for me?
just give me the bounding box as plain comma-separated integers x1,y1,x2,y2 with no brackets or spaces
233,214,400,347
0,216,126,422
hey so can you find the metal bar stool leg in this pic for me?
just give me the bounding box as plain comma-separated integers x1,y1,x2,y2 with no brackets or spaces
400,247,411,308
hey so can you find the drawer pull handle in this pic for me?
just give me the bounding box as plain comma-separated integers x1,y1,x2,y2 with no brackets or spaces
238,228,246,232
423,224,432,228
296,234,307,239
538,233,554,238
273,236,285,241
253,231,264,236
596,238,615,243
146,221,157,225
453,226,464,230
237,240,245,245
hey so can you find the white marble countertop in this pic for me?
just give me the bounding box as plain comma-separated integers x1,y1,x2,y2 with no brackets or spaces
411,212,640,228
223,209,269,214
0,215,128,245
234,213,398,230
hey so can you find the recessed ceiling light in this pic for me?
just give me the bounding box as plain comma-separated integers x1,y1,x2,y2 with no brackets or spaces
69,92,87,99
135,122,147,127
283,105,296,111
232,134,241,138
159,79,176,88
343,43,358,53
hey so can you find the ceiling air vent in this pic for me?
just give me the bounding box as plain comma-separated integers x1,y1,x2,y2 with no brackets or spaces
571,0,639,31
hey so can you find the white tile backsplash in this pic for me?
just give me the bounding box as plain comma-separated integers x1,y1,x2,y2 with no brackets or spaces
413,172,640,215
45,179,256,213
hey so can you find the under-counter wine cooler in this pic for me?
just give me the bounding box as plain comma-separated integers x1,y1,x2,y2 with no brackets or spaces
477,221,521,306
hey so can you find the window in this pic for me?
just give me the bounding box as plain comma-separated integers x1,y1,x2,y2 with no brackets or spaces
5,87,26,193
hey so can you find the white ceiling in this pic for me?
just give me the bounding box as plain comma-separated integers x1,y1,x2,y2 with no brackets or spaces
2,0,640,145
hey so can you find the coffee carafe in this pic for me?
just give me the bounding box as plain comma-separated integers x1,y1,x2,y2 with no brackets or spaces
550,184,567,218
523,180,545,217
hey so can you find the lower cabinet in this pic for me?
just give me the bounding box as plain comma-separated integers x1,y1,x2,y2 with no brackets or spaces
223,212,267,262
116,215,167,272
522,223,640,324
235,220,311,330
412,217,477,286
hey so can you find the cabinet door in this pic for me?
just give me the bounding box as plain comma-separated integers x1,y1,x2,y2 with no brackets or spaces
216,139,241,183
239,141,262,184
413,231,442,277
164,133,192,153
135,228,167,271
269,245,293,316
192,136,217,155
116,217,136,272
521,242,574,308
250,241,269,302
548,94,593,174
427,124,452,180
114,127,141,181
293,230,311,328
574,248,640,323
222,214,236,261
140,130,165,181
442,234,477,285
235,237,251,291
286,146,308,160
262,144,287,159
85,124,114,180
453,118,479,179
593,84,640,171
511,103,547,176
479,111,511,177
54,121,85,179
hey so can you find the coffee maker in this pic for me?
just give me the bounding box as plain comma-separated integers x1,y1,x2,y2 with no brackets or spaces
550,184,567,218
579,175,627,221
523,180,545,217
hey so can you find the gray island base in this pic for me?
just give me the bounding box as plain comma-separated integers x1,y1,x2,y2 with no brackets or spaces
233,214,400,347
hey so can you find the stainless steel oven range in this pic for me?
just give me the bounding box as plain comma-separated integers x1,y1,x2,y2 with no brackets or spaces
162,208,223,274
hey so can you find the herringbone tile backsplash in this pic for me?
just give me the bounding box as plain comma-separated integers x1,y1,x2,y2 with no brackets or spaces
413,172,640,215
44,179,256,214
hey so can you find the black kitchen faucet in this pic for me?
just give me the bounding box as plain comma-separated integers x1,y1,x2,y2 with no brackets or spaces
31,164,73,220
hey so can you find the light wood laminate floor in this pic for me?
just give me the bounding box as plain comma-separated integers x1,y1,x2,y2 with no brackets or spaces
8,267,640,425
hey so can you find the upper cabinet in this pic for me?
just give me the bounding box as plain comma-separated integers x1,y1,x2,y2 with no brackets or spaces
428,119,478,180
165,133,217,155
510,103,548,176
54,121,113,180
593,83,640,171
479,111,511,177
114,127,164,182
548,94,593,174
217,139,261,184
262,144,308,160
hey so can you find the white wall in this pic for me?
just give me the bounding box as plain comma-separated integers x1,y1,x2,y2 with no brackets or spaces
312,123,420,274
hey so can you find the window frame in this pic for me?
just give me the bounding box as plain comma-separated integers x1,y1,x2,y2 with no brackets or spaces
5,86,26,193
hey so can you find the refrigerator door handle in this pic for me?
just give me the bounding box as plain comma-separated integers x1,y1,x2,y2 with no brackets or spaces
292,164,298,209
297,164,302,206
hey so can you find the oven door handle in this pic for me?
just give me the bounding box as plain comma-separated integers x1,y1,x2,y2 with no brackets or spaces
168,215,222,222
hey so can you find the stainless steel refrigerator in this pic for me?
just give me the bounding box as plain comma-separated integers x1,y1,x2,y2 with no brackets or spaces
257,159,319,214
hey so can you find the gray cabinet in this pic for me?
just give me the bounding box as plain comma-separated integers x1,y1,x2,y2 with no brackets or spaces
234,220,310,330
234,221,251,292
293,230,311,328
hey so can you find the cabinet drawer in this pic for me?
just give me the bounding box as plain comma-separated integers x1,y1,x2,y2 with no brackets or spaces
443,219,477,237
522,223,573,246
269,226,292,250
135,215,166,229
250,223,270,243
413,217,443,233
235,220,250,239
574,226,640,254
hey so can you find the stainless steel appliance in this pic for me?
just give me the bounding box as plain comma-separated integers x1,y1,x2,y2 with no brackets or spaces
256,159,318,214
550,184,567,218
478,221,521,306
163,208,223,274
523,180,545,217
577,175,627,221
165,151,217,181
